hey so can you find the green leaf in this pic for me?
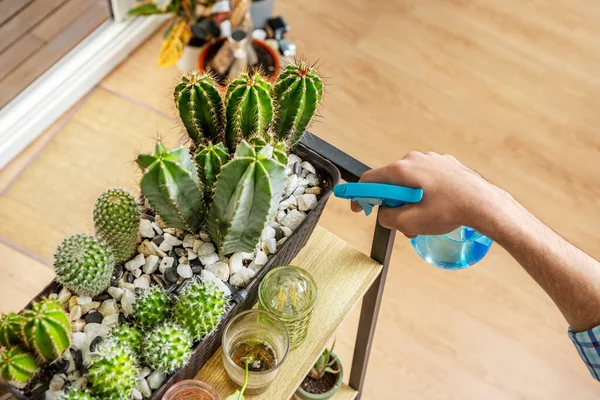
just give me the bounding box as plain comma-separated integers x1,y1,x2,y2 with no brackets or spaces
128,3,165,16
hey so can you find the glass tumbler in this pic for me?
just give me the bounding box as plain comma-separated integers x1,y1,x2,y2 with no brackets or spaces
162,380,221,400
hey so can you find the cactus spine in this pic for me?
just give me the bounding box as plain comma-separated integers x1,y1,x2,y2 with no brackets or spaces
137,142,205,233
88,341,139,400
133,286,171,328
61,388,97,400
274,61,323,145
0,347,40,389
173,281,228,341
195,142,229,190
110,324,144,354
207,141,286,254
53,234,114,297
22,299,71,363
142,324,192,373
0,313,25,348
93,188,140,263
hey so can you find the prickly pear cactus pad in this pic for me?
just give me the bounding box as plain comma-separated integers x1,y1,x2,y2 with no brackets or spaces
22,299,71,363
142,324,192,373
87,341,139,400
173,281,228,341
0,313,25,347
0,347,40,389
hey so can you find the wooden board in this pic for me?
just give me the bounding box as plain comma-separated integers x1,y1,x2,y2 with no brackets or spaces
331,384,358,400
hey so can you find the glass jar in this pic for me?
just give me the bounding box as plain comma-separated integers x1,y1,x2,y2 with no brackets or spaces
162,379,221,400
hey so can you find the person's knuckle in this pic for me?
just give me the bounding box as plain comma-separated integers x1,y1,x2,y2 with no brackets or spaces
404,151,422,160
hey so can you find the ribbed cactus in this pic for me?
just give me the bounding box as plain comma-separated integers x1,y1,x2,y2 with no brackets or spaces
88,341,139,400
133,286,171,328
207,141,286,254
173,281,228,341
110,324,144,354
250,136,288,165
174,71,223,144
137,142,205,233
53,234,114,297
195,142,229,190
142,324,192,373
0,313,25,348
22,299,70,363
0,347,40,389
61,388,97,400
224,72,274,151
93,188,140,263
274,61,324,145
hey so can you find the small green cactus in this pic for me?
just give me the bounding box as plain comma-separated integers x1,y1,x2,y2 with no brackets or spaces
93,188,140,263
224,72,274,151
0,347,40,389
88,341,139,400
137,142,205,233
133,286,171,328
110,324,144,354
61,388,97,400
0,313,25,348
53,234,114,297
22,299,71,363
173,281,228,341
174,71,223,144
274,61,324,145
207,141,286,254
195,142,229,190
250,136,288,165
142,324,192,373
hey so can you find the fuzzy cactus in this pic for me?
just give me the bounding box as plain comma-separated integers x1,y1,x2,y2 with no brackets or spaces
195,141,229,190
173,281,228,341
21,299,71,363
88,341,139,400
93,188,140,263
224,72,274,151
137,142,205,233
207,141,286,254
142,324,192,373
0,347,40,389
174,71,223,144
110,324,144,354
133,286,171,328
53,234,114,297
61,388,97,400
0,313,25,348
273,61,324,145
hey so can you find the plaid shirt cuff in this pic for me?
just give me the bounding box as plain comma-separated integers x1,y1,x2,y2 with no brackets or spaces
569,325,600,380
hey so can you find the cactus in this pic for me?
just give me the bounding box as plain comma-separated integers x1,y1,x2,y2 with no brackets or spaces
195,142,229,190
273,61,324,145
93,188,140,263
249,136,288,165
0,313,26,348
61,388,97,400
173,281,228,341
142,324,192,373
21,299,71,363
110,324,144,354
0,347,40,389
224,72,274,151
207,141,286,254
88,341,139,400
137,142,205,233
133,286,171,328
53,234,114,297
174,71,223,144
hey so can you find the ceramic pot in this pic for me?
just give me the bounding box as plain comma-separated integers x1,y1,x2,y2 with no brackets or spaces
293,354,343,400
177,44,204,72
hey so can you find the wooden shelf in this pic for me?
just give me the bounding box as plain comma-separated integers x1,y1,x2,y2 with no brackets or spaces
196,226,382,399
330,384,358,400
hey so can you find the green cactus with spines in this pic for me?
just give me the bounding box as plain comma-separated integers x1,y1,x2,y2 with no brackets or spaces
53,234,115,297
0,313,26,348
273,61,324,145
21,299,71,363
174,71,223,144
224,72,274,151
61,388,97,400
142,324,192,373
173,281,228,341
137,142,205,233
93,188,140,263
133,286,171,328
249,136,288,165
110,324,144,354
0,347,40,389
207,141,286,254
88,341,139,400
195,141,229,190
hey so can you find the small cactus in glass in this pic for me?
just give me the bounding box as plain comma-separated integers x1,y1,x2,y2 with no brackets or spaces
61,388,97,400
133,286,171,328
110,324,144,354
173,281,228,341
142,324,192,373
22,299,71,363
0,347,40,389
53,234,115,297
88,341,139,400
195,142,229,190
0,313,26,348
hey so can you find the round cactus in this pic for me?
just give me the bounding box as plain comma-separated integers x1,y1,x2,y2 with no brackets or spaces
173,281,228,341
142,324,192,373
93,188,140,263
0,313,26,348
53,234,115,297
133,286,171,328
0,347,40,388
195,142,229,190
88,341,139,400
61,388,97,400
110,324,144,354
22,299,71,363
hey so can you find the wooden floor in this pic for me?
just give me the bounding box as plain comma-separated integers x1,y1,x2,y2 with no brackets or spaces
1,0,600,398
0,0,109,108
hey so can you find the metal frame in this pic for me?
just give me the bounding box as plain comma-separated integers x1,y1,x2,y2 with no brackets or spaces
300,133,395,399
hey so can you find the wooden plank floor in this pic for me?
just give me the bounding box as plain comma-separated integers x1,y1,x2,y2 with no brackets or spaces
1,0,600,398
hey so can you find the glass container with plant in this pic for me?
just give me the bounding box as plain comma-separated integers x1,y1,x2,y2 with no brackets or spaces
294,341,343,400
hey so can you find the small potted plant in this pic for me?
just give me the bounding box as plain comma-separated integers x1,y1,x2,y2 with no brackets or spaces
294,341,343,400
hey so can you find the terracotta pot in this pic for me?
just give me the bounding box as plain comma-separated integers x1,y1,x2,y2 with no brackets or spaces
293,354,344,400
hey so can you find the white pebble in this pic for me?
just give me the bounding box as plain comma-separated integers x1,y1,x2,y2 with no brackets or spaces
49,374,65,391
139,219,155,238
102,314,119,327
147,371,166,390
301,161,316,174
98,299,119,317
199,231,210,242
143,255,159,274
192,239,204,253
199,252,219,266
125,253,146,271
107,287,124,301
306,173,319,187
297,194,318,211
285,174,299,197
262,225,276,241
277,237,288,246
206,262,230,282
197,242,216,256
281,226,293,237
292,185,306,196
163,233,183,246
266,238,277,254
281,209,306,230
255,250,268,266
177,264,193,279
248,261,263,273
287,153,302,166
138,366,152,379
229,253,244,275
72,376,88,390
279,196,297,210
159,256,175,274
71,332,86,350
72,319,85,332
132,388,143,400
183,234,196,248
118,281,136,292
121,290,136,315
83,323,110,341
132,268,143,278
305,186,321,195
137,379,152,398
45,390,65,400
201,269,217,282
76,296,92,306
179,256,188,265
133,276,150,289
187,249,198,260
276,210,286,223
213,278,232,297
57,287,72,304
229,268,256,287
150,241,167,258
151,222,163,235
240,252,254,260
159,240,173,252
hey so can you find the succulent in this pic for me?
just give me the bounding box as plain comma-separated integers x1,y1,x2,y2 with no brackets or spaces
195,141,229,190
0,313,26,348
142,324,192,373
22,299,71,363
53,234,115,297
61,388,97,400
174,71,223,144
308,340,339,380
173,281,228,341
133,286,171,328
224,72,274,151
110,324,144,354
88,341,139,400
273,61,324,145
250,136,288,165
93,188,140,263
0,347,40,388
207,141,286,254
137,142,205,233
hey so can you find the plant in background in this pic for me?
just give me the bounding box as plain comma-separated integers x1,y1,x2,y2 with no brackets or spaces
308,341,339,380
88,341,139,400
60,388,97,400
53,234,114,297
22,299,71,363
110,324,144,354
142,324,192,373
133,286,171,328
93,188,140,263
173,281,228,341
0,347,40,389
0,313,25,348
